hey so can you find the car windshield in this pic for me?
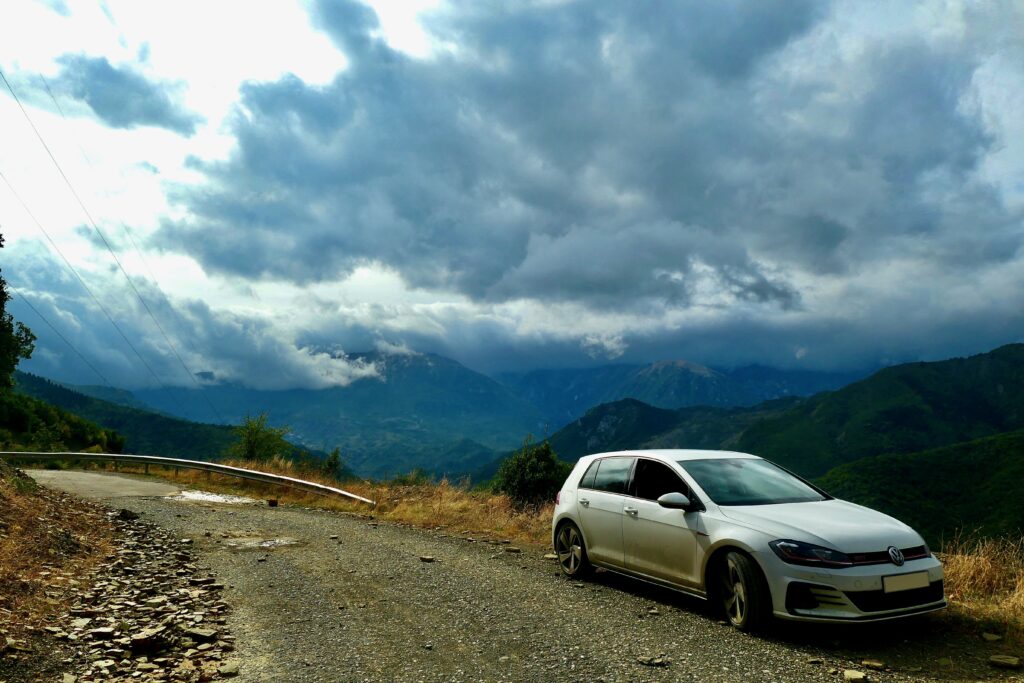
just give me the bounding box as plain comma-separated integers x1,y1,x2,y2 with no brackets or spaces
678,458,827,506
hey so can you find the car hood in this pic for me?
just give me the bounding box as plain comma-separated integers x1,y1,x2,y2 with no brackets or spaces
718,499,923,552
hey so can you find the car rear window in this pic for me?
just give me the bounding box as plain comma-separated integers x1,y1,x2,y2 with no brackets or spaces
579,460,599,489
590,457,633,494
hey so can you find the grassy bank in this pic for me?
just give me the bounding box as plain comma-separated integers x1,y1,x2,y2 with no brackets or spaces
0,462,114,637
940,534,1024,642
67,457,555,546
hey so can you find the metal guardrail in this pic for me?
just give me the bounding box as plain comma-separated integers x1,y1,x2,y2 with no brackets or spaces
0,451,376,506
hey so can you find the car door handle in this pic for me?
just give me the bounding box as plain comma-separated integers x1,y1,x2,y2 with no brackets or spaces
624,506,638,516
579,498,590,507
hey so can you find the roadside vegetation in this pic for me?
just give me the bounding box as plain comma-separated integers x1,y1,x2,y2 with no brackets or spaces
941,534,1024,642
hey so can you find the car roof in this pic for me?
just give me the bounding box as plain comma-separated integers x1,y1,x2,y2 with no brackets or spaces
578,449,760,464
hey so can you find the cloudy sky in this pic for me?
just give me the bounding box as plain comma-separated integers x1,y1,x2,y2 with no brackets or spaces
1,0,1022,390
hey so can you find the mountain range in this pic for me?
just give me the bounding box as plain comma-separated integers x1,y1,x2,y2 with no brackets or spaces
497,361,863,425
126,353,543,478
62,351,857,478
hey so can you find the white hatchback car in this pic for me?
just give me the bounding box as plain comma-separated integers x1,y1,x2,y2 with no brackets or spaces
551,449,946,630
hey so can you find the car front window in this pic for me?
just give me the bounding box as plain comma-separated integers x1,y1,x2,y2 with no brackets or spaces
678,458,826,506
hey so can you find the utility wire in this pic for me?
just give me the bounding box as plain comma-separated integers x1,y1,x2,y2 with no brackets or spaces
0,168,187,415
8,283,115,389
37,73,209,367
1,66,225,423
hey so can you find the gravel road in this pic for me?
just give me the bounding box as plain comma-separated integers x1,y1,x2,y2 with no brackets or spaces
29,470,1021,683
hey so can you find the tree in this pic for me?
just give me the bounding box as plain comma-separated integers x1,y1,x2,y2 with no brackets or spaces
322,447,344,478
0,234,35,390
492,436,572,508
225,412,291,462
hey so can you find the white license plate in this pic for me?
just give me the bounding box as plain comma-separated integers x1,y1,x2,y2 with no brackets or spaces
883,571,929,593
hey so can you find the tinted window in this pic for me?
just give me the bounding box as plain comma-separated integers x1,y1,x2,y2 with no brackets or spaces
591,457,633,494
632,459,688,501
579,461,599,489
678,458,827,506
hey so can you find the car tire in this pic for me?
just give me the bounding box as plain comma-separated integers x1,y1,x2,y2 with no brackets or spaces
717,551,770,631
554,522,592,578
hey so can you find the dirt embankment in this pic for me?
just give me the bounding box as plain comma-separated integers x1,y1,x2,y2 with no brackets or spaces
0,466,239,682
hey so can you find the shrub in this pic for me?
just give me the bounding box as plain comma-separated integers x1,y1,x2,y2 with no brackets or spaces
390,468,433,486
493,437,572,508
225,413,291,462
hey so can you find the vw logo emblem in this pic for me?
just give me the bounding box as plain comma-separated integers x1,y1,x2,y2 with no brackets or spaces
888,546,905,566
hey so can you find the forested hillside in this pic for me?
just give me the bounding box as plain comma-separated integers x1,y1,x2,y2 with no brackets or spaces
817,430,1024,544
14,371,236,460
0,389,121,453
736,344,1024,477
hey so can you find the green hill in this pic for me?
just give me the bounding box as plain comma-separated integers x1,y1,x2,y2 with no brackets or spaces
0,388,121,453
737,343,1024,477
817,430,1024,545
13,371,238,460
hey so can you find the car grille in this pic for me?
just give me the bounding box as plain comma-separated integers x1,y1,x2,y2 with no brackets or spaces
848,545,929,566
844,580,944,612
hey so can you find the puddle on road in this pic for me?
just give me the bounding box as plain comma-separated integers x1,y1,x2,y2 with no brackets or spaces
168,490,259,505
225,537,301,551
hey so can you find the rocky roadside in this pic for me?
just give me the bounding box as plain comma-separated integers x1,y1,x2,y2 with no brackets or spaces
4,507,239,682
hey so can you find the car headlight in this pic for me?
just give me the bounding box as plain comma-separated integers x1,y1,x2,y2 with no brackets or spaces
769,539,853,568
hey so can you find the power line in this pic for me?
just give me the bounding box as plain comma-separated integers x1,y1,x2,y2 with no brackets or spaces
8,283,115,389
1,66,226,423
37,73,212,371
0,168,187,415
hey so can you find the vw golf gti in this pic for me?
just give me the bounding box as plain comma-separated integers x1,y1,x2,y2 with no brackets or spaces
551,449,946,630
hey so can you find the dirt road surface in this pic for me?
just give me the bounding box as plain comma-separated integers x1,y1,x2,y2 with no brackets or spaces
27,470,1021,682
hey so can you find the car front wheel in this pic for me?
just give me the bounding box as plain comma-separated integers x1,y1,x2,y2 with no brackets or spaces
718,551,770,631
555,522,592,577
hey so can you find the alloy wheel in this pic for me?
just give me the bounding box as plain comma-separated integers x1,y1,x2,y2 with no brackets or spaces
721,556,748,625
556,525,584,575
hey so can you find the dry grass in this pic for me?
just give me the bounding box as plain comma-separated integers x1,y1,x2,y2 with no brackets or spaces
100,458,554,546
939,533,1024,641
0,465,114,629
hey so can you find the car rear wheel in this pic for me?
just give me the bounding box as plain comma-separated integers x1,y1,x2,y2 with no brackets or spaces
718,551,770,631
555,522,592,577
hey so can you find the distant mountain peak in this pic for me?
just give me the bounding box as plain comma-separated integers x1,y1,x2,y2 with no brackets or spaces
642,360,719,378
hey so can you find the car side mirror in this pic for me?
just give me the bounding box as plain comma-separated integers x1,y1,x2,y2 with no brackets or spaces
657,492,693,510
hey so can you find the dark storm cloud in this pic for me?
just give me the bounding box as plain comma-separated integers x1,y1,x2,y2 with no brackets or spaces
157,0,822,309
53,54,203,135
148,0,1024,372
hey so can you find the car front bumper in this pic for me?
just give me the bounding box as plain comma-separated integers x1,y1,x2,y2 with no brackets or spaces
756,551,947,622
